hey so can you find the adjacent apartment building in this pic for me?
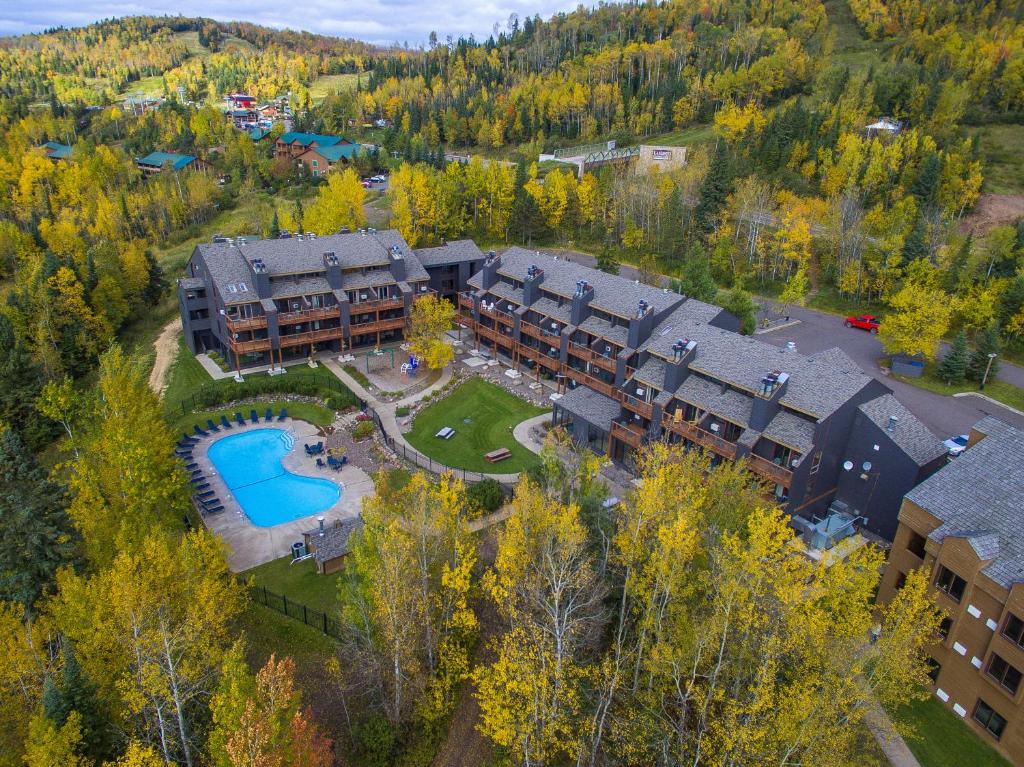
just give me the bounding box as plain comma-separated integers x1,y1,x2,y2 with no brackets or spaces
458,248,946,538
177,229,484,369
878,417,1024,763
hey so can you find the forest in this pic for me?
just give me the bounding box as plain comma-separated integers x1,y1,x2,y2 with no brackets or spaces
0,2,1021,765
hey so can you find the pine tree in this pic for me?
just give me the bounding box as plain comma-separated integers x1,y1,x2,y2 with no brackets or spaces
967,326,1001,384
0,428,74,608
0,315,52,450
937,330,969,384
694,141,733,239
677,247,718,303
911,152,940,207
142,250,166,306
269,209,280,237
42,643,109,762
596,247,620,275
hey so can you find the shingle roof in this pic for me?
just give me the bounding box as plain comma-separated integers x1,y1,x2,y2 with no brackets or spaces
178,277,205,290
307,516,364,563
270,275,333,300
676,375,754,428
413,240,484,267
497,247,683,318
762,409,816,454
529,297,571,324
138,151,197,170
42,141,72,159
578,316,630,347
557,385,621,432
633,357,666,389
305,144,360,163
858,394,945,466
906,417,1024,589
278,132,343,147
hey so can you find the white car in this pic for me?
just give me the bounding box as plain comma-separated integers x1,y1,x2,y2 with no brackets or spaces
943,434,969,456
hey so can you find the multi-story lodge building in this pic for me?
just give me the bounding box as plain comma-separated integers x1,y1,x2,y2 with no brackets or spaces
458,247,946,538
878,417,1024,763
177,229,484,369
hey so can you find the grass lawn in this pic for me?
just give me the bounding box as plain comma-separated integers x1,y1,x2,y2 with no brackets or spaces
892,367,1024,414
405,378,547,473
886,696,1012,767
643,123,716,148
309,73,361,102
243,555,341,615
971,124,1024,196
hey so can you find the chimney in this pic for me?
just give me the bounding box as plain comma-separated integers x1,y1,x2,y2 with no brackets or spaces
481,251,500,289
570,280,594,325
522,263,544,305
323,251,342,289
887,416,899,432
318,516,325,537
388,244,406,281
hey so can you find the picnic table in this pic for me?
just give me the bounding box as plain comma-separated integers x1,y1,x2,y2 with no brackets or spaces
436,427,456,440
484,448,512,463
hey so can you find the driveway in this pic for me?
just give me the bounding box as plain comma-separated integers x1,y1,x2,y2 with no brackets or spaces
549,249,1024,438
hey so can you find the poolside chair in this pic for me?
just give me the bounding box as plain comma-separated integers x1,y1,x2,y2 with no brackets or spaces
183,462,198,471
220,415,233,430
277,408,288,421
192,481,210,491
194,490,216,500
235,412,246,427
175,450,193,460
265,407,274,422
199,495,221,509
193,425,209,437
250,409,260,424
181,433,198,444
203,505,225,516
206,419,221,432
316,457,326,468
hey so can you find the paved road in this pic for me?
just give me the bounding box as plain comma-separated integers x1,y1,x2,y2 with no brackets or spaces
555,249,1024,438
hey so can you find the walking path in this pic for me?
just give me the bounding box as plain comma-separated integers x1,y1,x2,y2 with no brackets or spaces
863,698,922,767
149,317,182,393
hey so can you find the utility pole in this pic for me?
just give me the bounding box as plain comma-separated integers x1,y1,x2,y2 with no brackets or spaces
981,352,998,390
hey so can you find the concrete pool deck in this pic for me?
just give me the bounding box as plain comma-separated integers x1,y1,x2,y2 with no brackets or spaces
187,417,373,571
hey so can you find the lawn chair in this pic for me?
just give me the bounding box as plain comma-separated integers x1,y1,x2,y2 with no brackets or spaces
194,490,216,500
180,433,198,444
220,415,233,430
265,407,274,421
183,462,198,471
193,424,209,437
202,503,224,515
206,419,221,432
277,408,288,421
192,481,210,491
175,448,193,458
199,495,221,510
250,409,259,424
314,441,324,454
316,457,326,468
235,412,246,426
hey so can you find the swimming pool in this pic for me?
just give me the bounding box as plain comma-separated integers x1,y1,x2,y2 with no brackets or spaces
207,428,341,527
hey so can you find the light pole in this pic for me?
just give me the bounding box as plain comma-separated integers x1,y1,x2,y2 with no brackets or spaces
981,352,998,390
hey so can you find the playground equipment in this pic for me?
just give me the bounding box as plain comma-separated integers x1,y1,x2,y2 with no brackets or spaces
400,355,419,377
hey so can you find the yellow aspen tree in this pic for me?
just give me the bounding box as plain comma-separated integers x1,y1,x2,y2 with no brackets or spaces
407,292,456,370
303,167,367,235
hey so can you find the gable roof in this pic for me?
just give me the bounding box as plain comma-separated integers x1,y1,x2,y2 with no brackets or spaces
138,151,197,170
249,127,271,141
278,132,343,148
302,144,361,163
413,240,485,267
857,393,945,467
42,141,72,159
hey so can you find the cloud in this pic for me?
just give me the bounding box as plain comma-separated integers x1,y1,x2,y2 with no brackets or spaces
0,0,581,46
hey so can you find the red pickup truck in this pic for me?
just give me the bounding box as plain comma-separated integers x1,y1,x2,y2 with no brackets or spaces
844,314,880,333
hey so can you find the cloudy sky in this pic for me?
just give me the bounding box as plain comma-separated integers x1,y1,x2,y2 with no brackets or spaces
0,0,582,45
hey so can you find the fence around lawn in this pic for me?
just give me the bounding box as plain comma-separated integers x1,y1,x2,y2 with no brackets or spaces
365,404,518,490
245,582,344,639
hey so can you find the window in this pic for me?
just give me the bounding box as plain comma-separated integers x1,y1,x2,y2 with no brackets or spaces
1002,613,1024,648
987,655,1022,695
974,699,1007,740
312,160,319,168
907,531,927,559
935,565,967,602
927,657,941,682
939,617,953,639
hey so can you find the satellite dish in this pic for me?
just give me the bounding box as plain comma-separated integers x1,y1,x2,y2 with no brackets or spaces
843,461,854,471
862,461,872,472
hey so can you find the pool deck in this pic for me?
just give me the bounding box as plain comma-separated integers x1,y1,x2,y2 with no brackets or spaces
188,417,374,571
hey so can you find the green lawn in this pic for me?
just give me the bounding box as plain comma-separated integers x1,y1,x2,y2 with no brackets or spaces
971,124,1024,196
643,123,716,148
309,73,362,102
892,367,1024,414
886,696,1012,767
242,555,341,615
405,378,547,473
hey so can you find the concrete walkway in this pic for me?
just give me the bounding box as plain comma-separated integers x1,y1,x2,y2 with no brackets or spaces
512,414,550,455
863,698,922,767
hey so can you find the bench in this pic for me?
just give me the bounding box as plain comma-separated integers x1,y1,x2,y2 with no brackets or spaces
484,448,512,463
436,427,456,440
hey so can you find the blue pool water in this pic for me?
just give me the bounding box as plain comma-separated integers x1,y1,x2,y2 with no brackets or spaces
207,428,341,527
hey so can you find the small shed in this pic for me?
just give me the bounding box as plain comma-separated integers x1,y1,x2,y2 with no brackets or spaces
303,516,363,574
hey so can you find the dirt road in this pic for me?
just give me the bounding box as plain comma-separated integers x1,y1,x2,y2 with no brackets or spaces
149,317,181,394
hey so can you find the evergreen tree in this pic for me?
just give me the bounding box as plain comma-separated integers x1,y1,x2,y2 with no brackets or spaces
911,152,940,207
0,315,52,450
720,286,757,335
42,643,109,762
0,427,74,608
142,250,167,306
901,216,928,261
596,248,620,275
967,326,1001,384
676,246,718,303
694,141,732,239
937,330,969,384
269,209,280,237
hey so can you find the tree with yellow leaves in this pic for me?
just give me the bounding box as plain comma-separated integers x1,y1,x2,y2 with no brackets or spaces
303,167,367,235
878,283,953,360
407,292,456,370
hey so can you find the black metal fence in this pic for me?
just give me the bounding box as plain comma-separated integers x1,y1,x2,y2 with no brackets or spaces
246,582,344,639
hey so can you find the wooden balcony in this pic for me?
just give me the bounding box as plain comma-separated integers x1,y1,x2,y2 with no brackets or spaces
611,421,645,449
351,296,404,314
479,303,514,325
349,316,407,335
457,293,475,311
620,392,654,420
564,367,619,400
229,337,272,354
517,342,562,372
519,320,560,343
278,327,344,348
568,341,617,373
661,414,738,459
747,453,793,487
225,314,267,332
277,306,339,325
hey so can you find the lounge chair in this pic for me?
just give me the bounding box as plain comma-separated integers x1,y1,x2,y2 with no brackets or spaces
314,441,324,454
250,409,260,424
235,412,246,426
193,425,209,437
199,496,221,509
175,446,193,455
206,419,221,432
220,415,233,430
265,407,273,422
316,457,326,468
277,408,288,421
194,490,216,499
183,462,198,471
192,481,210,491
181,433,198,444
203,505,224,516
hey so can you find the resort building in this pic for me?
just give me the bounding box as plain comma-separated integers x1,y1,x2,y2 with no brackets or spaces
458,248,946,539
41,141,73,161
177,229,484,370
137,151,205,174
878,417,1024,764
295,143,361,177
274,132,352,160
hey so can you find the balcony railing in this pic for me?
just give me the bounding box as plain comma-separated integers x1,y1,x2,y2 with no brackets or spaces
351,296,404,314
479,303,514,325
611,420,645,449
277,306,339,325
519,320,560,343
568,341,617,373
229,337,272,354
620,392,654,420
457,293,475,311
661,414,738,459
349,316,407,334
564,367,618,399
278,327,344,348
225,314,268,332
746,453,794,487
518,342,562,372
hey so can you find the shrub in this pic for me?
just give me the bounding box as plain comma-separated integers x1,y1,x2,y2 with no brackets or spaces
352,420,376,440
180,372,357,415
395,405,411,417
467,478,505,514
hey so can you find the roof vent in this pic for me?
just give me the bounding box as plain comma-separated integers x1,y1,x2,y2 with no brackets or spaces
887,416,899,432
786,341,797,353
324,251,339,266
637,299,649,318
